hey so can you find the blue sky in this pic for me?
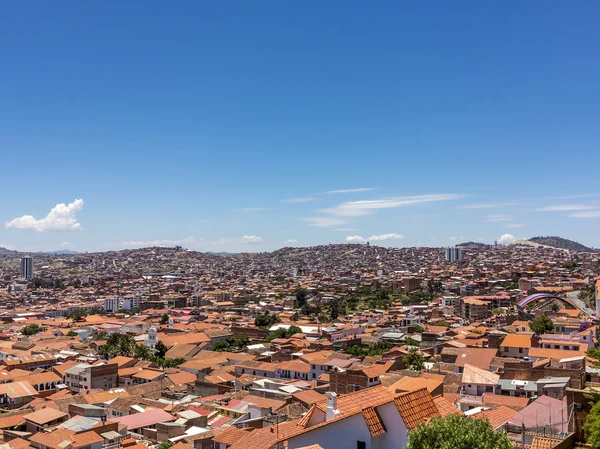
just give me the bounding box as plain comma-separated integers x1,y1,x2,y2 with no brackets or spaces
1,2,599,252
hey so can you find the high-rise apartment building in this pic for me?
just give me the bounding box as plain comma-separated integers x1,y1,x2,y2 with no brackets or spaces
21,256,34,280
445,247,462,263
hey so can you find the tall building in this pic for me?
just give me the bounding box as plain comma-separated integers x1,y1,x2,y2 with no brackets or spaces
445,247,462,263
21,256,34,280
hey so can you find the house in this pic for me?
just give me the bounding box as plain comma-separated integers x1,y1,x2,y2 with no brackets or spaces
229,386,440,449
500,333,536,359
108,409,176,434
24,408,68,433
64,363,118,392
0,381,38,409
459,364,500,411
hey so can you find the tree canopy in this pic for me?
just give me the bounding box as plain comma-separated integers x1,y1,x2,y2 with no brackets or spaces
406,414,513,449
22,324,43,336
584,398,600,448
403,347,425,371
530,316,554,335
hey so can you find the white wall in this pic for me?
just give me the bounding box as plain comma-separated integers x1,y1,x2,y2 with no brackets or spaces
288,402,409,449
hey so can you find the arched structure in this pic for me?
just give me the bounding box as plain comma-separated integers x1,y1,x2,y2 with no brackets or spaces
517,293,565,309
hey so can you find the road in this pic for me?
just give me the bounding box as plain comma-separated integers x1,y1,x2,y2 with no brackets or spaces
565,291,596,317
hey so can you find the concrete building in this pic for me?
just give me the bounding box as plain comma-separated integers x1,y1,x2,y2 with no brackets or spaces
21,256,34,281
445,247,462,263
64,363,118,393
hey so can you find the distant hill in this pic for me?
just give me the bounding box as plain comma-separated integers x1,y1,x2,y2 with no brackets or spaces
457,241,490,248
0,247,19,256
528,236,595,252
47,250,80,255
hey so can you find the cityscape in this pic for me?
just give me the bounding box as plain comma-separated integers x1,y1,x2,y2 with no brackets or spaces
2,2,600,449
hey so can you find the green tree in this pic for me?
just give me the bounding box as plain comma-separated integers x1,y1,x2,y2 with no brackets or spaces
154,341,168,358
66,330,78,337
295,288,309,308
66,310,88,321
100,333,137,358
22,324,42,336
530,316,554,335
157,442,174,449
160,314,169,325
134,344,154,360
406,414,513,449
255,312,279,328
551,303,559,313
584,399,600,448
317,313,332,323
403,348,425,371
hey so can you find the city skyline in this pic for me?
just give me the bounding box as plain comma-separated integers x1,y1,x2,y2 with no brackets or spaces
1,2,599,252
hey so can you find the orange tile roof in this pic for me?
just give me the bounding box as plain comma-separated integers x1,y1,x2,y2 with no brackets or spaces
212,427,253,445
500,333,534,348
362,406,387,436
393,387,440,430
433,396,463,418
471,405,517,429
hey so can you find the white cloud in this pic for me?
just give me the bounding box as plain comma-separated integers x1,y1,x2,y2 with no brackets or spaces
449,236,457,241
484,214,512,222
233,207,266,212
570,211,600,218
282,198,315,203
368,233,404,241
345,233,404,243
457,201,518,209
5,199,84,232
284,239,298,244
323,188,375,194
543,193,598,200
302,217,348,227
0,243,17,251
535,204,595,211
505,223,525,228
59,241,73,248
498,233,516,245
323,193,465,217
345,235,366,243
334,227,358,232
240,235,263,244
121,236,196,248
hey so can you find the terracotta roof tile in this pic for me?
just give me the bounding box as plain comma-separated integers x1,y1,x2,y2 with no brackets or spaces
393,388,440,430
362,406,387,436
471,405,518,429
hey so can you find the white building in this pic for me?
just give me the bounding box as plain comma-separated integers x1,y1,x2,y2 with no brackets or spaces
445,247,462,263
104,298,120,314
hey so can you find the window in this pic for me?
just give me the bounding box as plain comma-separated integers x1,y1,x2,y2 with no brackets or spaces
518,348,523,353
357,442,366,449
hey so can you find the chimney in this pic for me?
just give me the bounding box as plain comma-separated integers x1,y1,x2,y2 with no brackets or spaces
325,392,339,421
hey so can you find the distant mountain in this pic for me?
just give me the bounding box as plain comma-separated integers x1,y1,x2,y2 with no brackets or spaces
457,241,490,248
0,247,19,256
528,236,595,252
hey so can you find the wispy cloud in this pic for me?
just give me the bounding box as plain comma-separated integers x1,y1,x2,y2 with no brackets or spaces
346,235,367,243
345,233,405,243
322,188,376,194
484,214,512,222
240,235,263,244
570,211,600,218
543,193,598,200
535,204,595,211
505,223,525,228
121,236,196,248
6,199,84,232
323,193,465,217
284,239,298,244
233,207,266,212
335,227,358,232
457,201,518,209
281,198,316,203
301,216,348,227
